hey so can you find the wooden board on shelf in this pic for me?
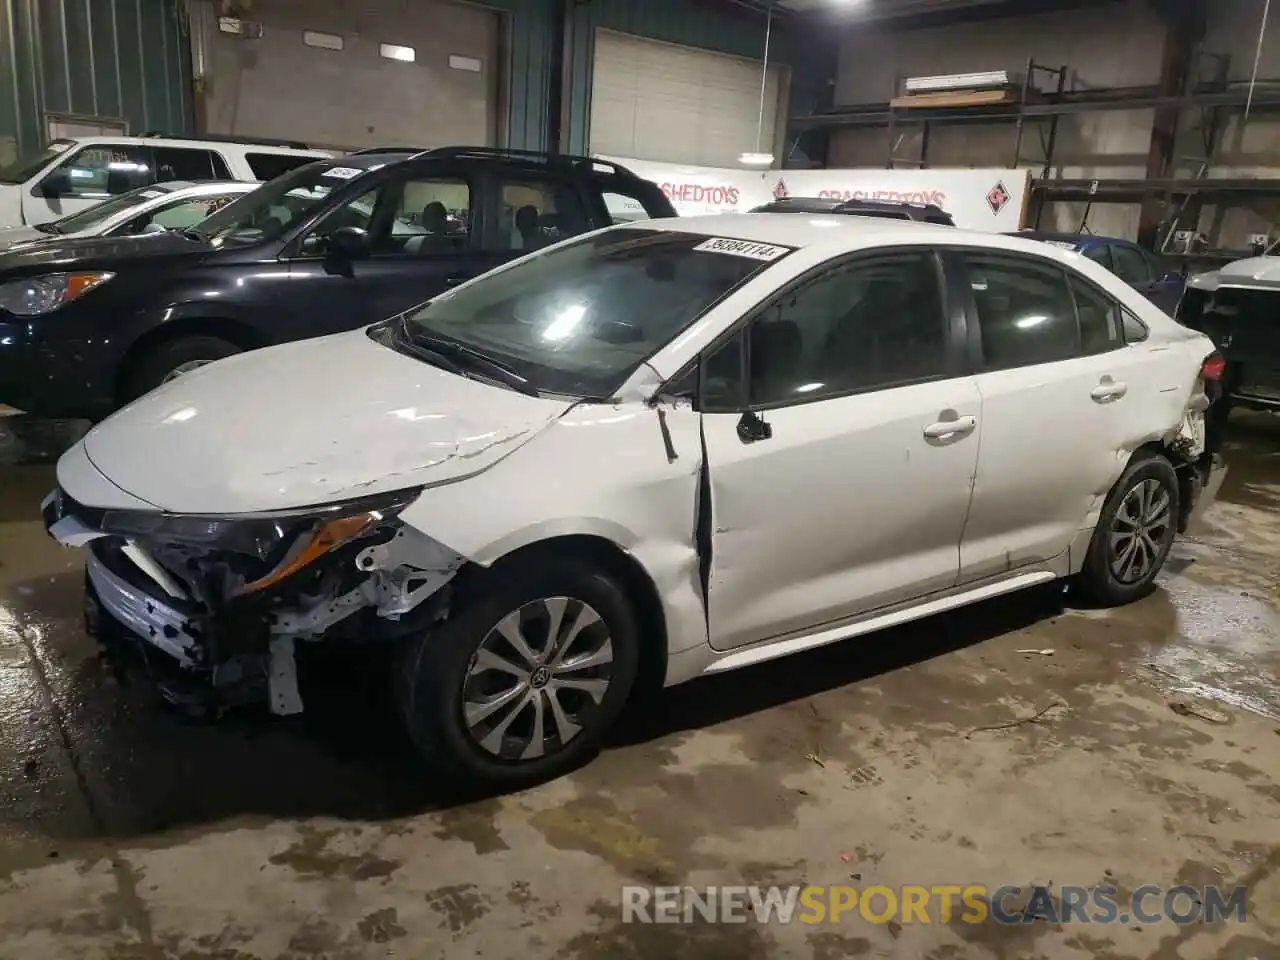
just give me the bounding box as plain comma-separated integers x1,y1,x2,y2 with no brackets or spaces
890,88,1017,109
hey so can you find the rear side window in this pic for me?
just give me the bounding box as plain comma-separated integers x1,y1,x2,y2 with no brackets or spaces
496,176,588,252
152,147,219,182
964,254,1079,370
246,152,318,181
1068,274,1122,354
594,174,676,223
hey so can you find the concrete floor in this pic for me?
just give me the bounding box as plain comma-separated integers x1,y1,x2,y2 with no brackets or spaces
0,409,1277,960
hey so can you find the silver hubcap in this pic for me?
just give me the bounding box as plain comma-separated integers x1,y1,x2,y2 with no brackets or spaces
1109,478,1173,584
161,360,212,384
462,597,613,761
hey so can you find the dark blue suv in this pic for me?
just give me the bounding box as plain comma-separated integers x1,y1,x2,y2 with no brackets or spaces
1015,231,1185,315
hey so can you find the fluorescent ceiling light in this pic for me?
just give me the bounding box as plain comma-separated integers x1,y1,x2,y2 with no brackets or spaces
739,152,774,166
903,71,1011,93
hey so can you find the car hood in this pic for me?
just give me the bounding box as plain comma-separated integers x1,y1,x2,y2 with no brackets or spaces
0,225,48,251
76,329,575,514
0,230,211,277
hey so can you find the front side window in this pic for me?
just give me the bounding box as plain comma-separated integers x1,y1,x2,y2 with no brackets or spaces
744,252,949,406
496,177,587,252
399,228,781,398
145,193,249,232
0,139,76,184
1111,244,1153,284
299,175,471,257
191,161,356,245
45,144,153,198
48,185,170,234
964,254,1079,370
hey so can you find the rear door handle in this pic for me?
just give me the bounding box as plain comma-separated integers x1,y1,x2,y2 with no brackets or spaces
1091,381,1128,402
923,415,977,439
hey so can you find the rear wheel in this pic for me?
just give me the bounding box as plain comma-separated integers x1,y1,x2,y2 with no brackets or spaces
122,336,242,403
1077,453,1179,606
394,557,640,788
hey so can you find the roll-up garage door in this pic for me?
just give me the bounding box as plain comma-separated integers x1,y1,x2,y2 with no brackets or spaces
204,0,499,150
589,29,785,167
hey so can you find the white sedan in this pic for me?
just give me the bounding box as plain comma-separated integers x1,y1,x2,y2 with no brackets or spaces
44,214,1227,787
0,180,256,251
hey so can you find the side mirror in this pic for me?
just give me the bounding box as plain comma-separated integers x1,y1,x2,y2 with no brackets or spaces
327,225,370,258
38,170,71,199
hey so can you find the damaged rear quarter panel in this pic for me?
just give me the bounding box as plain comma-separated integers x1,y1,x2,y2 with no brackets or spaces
396,400,709,655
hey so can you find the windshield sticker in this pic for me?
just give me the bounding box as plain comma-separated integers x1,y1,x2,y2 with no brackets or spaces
1041,240,1077,249
693,237,792,261
139,190,165,199
322,166,362,180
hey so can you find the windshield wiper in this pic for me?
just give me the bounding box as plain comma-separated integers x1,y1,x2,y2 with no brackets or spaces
398,319,538,397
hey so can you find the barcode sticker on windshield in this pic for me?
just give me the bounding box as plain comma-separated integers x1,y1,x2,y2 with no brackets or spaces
322,166,362,179
693,237,792,261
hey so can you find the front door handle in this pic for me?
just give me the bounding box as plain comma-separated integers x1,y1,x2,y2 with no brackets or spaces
1091,380,1129,402
923,415,977,439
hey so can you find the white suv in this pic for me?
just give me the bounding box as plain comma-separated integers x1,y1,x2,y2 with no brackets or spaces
45,214,1227,787
0,134,331,229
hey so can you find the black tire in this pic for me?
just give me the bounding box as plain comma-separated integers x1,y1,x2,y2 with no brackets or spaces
123,336,242,402
394,556,641,788
1077,453,1180,606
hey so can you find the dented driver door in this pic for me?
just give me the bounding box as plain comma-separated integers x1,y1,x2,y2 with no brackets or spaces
698,249,981,652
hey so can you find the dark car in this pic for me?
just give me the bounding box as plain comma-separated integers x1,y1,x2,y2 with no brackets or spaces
751,196,956,225
1014,231,1185,315
1176,255,1280,422
0,147,675,420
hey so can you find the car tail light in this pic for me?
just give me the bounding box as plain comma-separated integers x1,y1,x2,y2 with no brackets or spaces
1200,351,1226,382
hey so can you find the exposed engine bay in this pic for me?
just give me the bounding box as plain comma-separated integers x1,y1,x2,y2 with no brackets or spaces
44,486,467,717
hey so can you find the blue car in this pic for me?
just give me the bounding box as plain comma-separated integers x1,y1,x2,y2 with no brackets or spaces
1013,232,1185,315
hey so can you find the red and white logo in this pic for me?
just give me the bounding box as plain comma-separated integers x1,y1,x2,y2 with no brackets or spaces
986,181,1011,216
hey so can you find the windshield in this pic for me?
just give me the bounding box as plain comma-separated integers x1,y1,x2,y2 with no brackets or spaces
399,228,788,398
0,139,76,184
51,185,171,233
191,161,361,244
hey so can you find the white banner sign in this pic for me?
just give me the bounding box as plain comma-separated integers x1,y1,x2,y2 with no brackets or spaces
601,155,1032,232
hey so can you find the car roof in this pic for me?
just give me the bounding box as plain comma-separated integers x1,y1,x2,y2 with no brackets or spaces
59,135,329,157
636,213,1109,266
1188,256,1280,292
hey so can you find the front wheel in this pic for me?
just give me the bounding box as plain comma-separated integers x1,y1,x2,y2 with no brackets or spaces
1077,453,1179,606
394,557,641,788
122,335,243,403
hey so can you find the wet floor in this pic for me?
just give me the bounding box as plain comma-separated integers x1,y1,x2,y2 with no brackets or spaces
0,409,1278,959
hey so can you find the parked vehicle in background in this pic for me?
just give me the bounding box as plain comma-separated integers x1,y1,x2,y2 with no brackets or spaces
1177,255,1280,420
752,196,956,225
1015,231,1185,315
0,147,675,419
0,133,331,229
0,181,257,252
45,213,1225,788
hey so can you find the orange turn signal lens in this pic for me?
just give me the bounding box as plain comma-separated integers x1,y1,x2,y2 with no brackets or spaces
231,513,379,598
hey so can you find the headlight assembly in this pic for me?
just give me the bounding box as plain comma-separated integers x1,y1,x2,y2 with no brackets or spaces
96,487,422,597
0,272,115,316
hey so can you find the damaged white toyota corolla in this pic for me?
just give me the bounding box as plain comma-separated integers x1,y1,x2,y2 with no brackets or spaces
45,214,1227,787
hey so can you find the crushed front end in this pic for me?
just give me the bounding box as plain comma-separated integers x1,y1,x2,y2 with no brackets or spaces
43,486,467,718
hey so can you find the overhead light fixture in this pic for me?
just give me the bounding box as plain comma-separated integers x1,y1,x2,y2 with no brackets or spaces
903,70,1011,93
739,152,774,166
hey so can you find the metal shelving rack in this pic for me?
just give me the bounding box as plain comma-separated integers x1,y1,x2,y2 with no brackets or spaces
792,53,1280,255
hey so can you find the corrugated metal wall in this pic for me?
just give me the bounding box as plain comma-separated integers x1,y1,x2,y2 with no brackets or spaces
560,0,833,163
0,0,192,163
0,0,823,164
